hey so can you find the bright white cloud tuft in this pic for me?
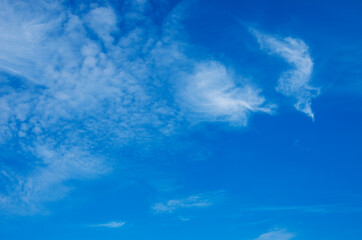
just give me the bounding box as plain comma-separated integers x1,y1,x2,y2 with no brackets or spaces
180,61,273,125
251,29,320,119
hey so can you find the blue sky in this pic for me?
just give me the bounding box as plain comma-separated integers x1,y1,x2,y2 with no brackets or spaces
0,0,361,239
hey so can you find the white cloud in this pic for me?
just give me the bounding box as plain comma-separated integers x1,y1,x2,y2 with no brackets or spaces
85,7,118,43
251,29,320,119
180,61,273,125
0,0,179,214
152,191,224,214
0,0,320,216
255,230,295,240
152,195,212,213
90,220,126,228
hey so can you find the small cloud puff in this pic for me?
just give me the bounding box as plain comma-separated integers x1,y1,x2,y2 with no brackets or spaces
85,7,118,43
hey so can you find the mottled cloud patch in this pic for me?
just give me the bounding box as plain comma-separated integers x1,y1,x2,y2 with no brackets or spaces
0,0,179,215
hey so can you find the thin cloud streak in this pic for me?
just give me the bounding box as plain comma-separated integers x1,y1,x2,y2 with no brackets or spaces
244,205,331,214
90,220,126,228
243,204,362,214
152,191,224,214
255,229,295,240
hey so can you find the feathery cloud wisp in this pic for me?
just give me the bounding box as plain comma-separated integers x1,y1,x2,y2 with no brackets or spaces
180,61,273,125
251,29,320,119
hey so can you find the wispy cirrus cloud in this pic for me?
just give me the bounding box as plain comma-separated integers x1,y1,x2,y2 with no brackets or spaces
255,229,295,240
251,28,320,119
152,191,224,214
90,220,126,228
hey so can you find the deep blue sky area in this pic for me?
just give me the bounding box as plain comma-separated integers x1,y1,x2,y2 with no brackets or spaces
0,0,361,239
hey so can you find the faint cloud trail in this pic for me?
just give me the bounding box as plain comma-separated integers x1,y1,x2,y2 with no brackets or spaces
255,229,295,240
90,220,126,228
152,191,225,214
